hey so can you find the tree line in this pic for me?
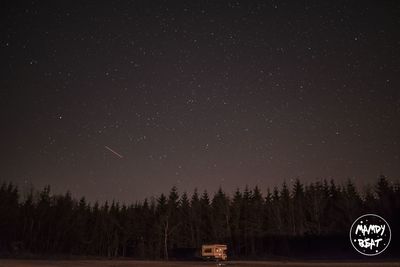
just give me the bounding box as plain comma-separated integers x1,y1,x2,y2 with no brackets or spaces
0,175,399,259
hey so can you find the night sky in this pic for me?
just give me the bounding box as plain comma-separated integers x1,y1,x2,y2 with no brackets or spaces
1,1,399,203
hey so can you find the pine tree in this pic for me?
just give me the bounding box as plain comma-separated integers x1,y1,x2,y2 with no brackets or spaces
249,186,264,255
230,188,242,256
156,193,167,259
190,189,201,248
165,186,180,258
292,179,305,236
211,187,230,243
280,182,291,235
271,186,282,234
343,179,362,227
0,183,19,253
20,188,35,252
178,192,192,247
200,190,212,244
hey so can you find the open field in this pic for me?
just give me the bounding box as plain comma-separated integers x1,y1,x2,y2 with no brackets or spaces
1,260,400,267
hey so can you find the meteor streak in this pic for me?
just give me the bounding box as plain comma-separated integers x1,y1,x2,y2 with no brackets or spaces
104,146,123,158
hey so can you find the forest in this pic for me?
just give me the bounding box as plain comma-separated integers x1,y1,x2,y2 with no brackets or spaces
0,176,399,259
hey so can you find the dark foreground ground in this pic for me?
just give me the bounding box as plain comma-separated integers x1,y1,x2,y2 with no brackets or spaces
0,260,400,267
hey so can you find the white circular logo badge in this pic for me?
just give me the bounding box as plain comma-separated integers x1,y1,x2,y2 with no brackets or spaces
349,214,391,256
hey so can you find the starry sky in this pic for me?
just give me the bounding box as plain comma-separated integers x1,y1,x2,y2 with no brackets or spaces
1,1,399,203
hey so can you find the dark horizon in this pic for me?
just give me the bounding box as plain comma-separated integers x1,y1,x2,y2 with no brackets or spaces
0,175,398,259
2,1,400,203
3,174,399,205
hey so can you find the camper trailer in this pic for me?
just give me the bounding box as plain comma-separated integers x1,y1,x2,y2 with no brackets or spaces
201,244,227,261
